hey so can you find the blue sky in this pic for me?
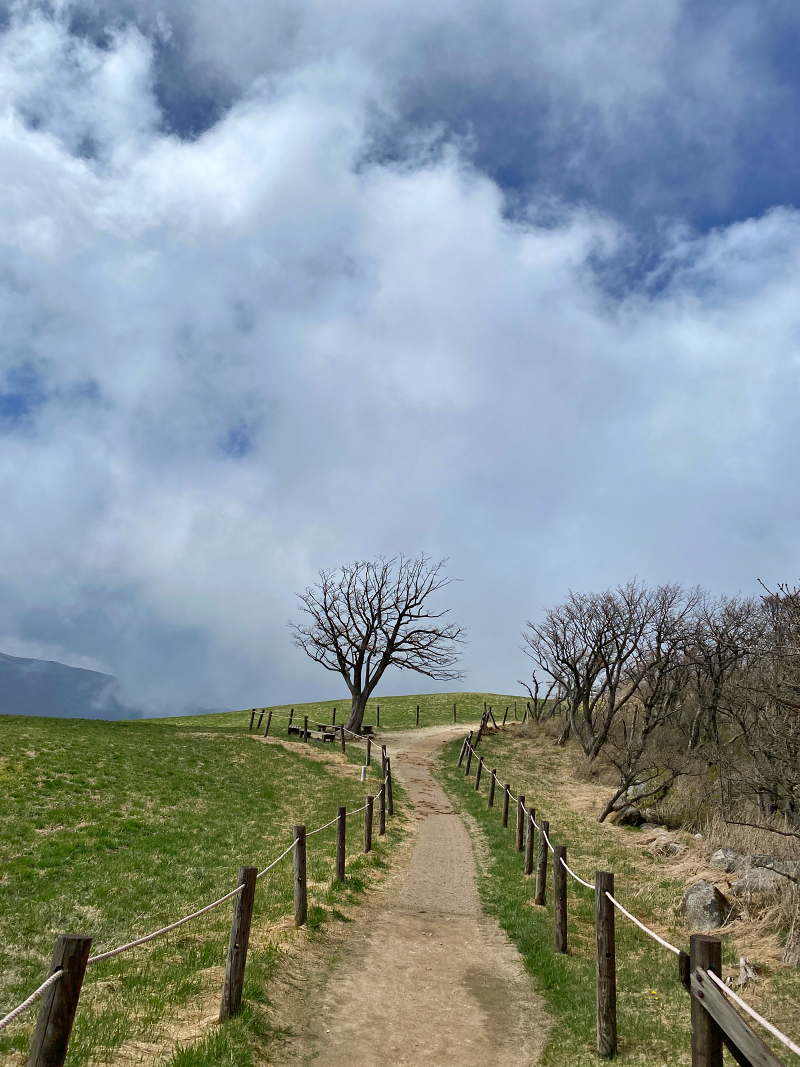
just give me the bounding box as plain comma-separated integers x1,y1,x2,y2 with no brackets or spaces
0,0,799,712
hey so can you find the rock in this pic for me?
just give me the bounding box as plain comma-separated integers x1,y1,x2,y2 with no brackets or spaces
773,860,800,883
665,842,687,857
694,833,704,840
639,822,663,834
681,880,731,931
731,868,786,904
746,854,774,870
710,848,745,873
606,804,644,827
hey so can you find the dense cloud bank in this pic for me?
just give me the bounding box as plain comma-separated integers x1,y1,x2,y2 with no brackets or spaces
0,1,799,712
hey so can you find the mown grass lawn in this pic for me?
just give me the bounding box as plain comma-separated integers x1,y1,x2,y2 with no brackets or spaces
0,714,404,1067
435,725,800,1066
181,690,524,734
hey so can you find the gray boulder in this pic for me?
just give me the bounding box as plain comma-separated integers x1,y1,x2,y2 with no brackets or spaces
665,842,687,857
731,868,786,904
710,848,745,873
746,855,800,882
681,880,731,931
746,854,774,870
607,804,644,827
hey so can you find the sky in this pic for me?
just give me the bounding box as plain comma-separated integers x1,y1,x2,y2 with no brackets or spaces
1,0,800,713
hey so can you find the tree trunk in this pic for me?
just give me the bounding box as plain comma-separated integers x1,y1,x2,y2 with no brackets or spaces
345,692,369,734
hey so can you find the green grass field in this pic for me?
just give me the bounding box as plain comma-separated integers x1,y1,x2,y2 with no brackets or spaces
181,691,525,734
435,725,800,1066
0,713,404,1067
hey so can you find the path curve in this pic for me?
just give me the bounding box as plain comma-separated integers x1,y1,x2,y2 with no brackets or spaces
275,725,548,1066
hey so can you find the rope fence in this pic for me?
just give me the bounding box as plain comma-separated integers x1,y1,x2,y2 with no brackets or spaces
1,722,395,1066
459,719,800,1065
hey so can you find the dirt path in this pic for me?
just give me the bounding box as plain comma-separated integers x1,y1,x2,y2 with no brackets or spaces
269,725,547,1066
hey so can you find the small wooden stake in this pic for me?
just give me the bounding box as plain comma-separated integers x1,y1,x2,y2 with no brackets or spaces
364,795,374,853
27,934,92,1067
249,710,255,731
515,795,526,852
332,707,336,725
690,935,723,1067
595,871,617,1058
502,784,511,827
340,725,346,753
263,711,272,737
335,806,346,882
525,809,536,875
535,820,549,906
475,757,484,791
256,710,264,730
219,866,258,1021
288,708,294,729
366,736,372,765
502,707,508,726
465,742,473,776
514,701,517,718
303,715,309,742
416,704,420,726
386,758,394,815
293,826,307,927
376,705,380,727
453,702,457,722
379,784,386,836
554,845,567,953
488,770,497,807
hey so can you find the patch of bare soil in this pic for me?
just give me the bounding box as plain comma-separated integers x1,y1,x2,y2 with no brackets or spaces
264,726,549,1067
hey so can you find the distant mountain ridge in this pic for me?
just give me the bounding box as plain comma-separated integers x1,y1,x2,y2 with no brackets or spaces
0,652,138,719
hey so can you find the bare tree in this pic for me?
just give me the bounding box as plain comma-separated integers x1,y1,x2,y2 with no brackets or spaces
290,556,466,733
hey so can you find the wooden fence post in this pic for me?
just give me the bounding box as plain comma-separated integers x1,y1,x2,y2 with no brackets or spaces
219,866,258,1021
475,757,483,791
256,710,264,730
263,711,272,737
332,707,336,725
465,740,474,776
288,708,294,730
366,736,372,765
453,702,457,722
379,785,386,836
516,795,526,852
525,809,536,875
376,706,380,727
502,707,508,726
386,758,394,815
340,726,346,753
335,807,346,882
364,796,373,853
554,845,568,953
249,710,255,731
488,770,497,807
595,871,617,1058
416,704,420,726
690,935,723,1067
459,731,472,767
381,745,387,781
502,784,511,827
303,715,309,742
293,826,307,927
535,820,549,906
27,934,92,1067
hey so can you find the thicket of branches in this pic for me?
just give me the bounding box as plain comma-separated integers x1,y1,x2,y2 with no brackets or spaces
522,579,800,829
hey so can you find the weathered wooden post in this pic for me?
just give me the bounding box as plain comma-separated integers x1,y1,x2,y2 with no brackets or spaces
554,845,568,953
249,710,255,731
474,757,483,791
376,705,380,727
488,770,497,807
379,784,386,836
340,725,346,753
256,710,264,730
366,736,372,765
288,708,294,730
459,731,473,767
453,702,457,722
525,809,536,875
464,740,473,776
293,826,307,927
219,866,258,1021
303,715,309,742
595,871,617,1058
416,704,420,726
335,807,346,882
381,745,387,781
386,758,394,815
263,711,272,737
502,707,508,726
690,935,723,1067
364,796,374,853
502,784,511,827
332,707,336,725
535,820,549,906
515,795,526,852
27,934,92,1067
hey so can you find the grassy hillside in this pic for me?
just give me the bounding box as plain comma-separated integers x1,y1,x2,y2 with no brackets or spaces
0,713,401,1067
179,690,525,733
436,725,800,1066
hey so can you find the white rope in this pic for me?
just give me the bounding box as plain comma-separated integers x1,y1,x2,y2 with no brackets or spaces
560,856,595,890
706,969,800,1059
257,841,295,878
87,883,246,964
0,970,63,1033
347,803,369,816
540,822,555,854
605,892,680,955
307,816,339,837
